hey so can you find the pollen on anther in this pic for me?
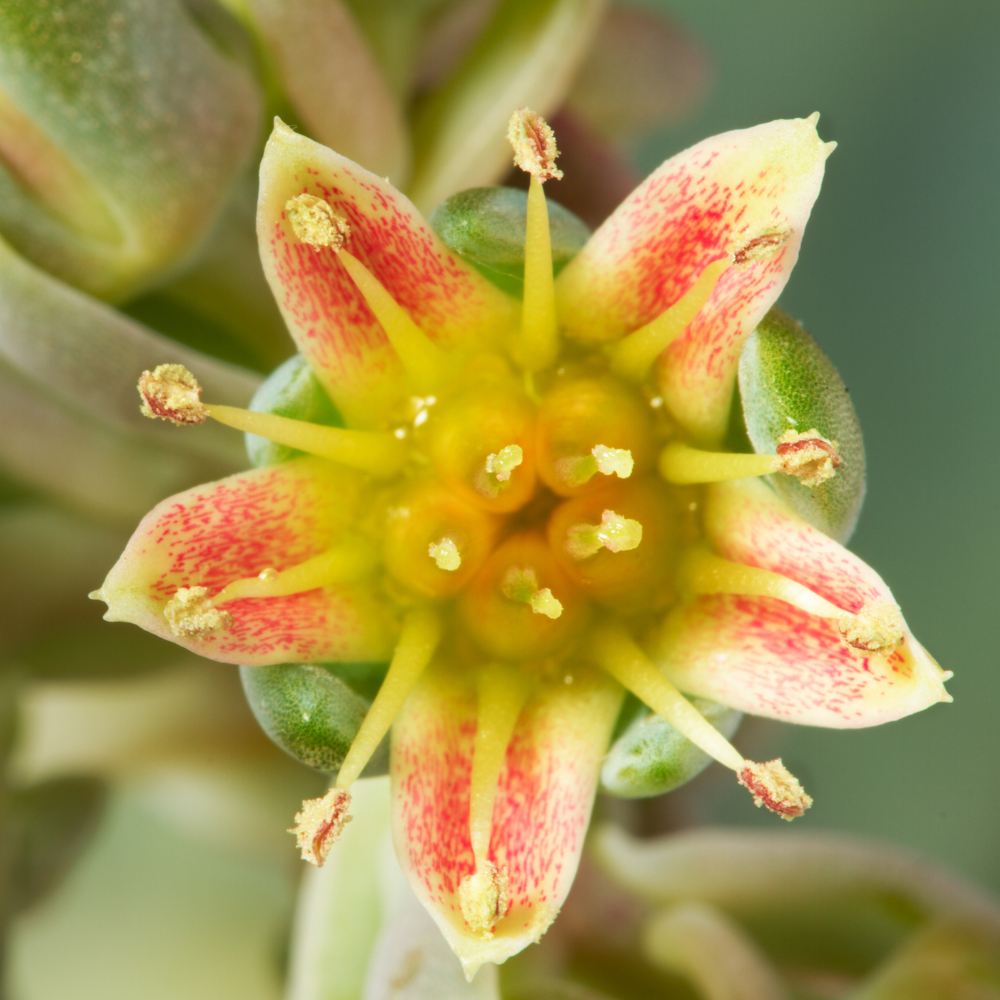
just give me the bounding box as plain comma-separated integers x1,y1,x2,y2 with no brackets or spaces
506,107,563,182
730,228,792,268
838,601,905,653
738,759,812,820
285,193,350,250
138,364,208,426
163,586,232,637
774,429,841,487
291,787,353,866
485,444,523,482
428,537,461,571
592,445,633,479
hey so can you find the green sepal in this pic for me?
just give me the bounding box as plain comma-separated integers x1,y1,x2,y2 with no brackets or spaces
9,775,106,915
239,663,388,775
600,697,742,798
738,307,866,544
429,186,590,298
245,354,343,468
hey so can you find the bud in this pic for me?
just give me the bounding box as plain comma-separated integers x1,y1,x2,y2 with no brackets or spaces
738,307,866,543
0,0,260,300
429,186,590,298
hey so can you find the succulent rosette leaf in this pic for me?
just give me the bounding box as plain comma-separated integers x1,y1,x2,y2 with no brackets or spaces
93,108,951,975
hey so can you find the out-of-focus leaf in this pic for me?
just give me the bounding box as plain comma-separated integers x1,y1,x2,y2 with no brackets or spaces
0,231,259,468
738,307,866,544
244,0,411,185
566,5,710,143
9,776,107,915
407,0,605,213
0,0,261,300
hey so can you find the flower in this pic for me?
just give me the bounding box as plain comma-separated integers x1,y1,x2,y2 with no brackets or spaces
92,108,950,976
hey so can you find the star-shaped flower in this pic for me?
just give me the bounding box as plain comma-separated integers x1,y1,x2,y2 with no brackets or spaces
92,109,950,977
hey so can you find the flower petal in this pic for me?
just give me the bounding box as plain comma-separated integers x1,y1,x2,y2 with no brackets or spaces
652,479,950,727
95,458,395,665
391,661,622,977
258,122,516,425
556,118,829,443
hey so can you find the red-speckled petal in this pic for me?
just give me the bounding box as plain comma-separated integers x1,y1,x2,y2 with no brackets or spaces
650,478,950,728
258,121,517,426
94,457,396,665
390,662,622,976
555,118,830,443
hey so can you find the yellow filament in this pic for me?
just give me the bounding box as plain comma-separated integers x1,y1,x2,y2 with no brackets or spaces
205,405,405,477
591,624,744,771
335,608,442,788
337,250,448,389
515,175,559,371
610,258,730,382
213,541,378,604
469,664,532,866
680,547,845,619
659,442,776,484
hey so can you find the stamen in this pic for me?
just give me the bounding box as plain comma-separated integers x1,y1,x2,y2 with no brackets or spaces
502,567,564,619
138,364,209,425
590,624,811,819
566,510,643,560
336,249,448,389
507,109,561,372
285,194,350,250
610,229,791,383
205,405,406,477
163,586,233,637
290,787,352,866
335,607,442,789
460,663,531,936
484,444,524,483
428,537,462,571
212,541,378,604
659,442,778,484
680,547,845,619
660,436,840,486
774,430,841,487
609,258,729,382
682,549,903,655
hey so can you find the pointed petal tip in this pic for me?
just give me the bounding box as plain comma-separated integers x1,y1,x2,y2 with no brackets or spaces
824,140,838,158
806,111,821,125
87,589,104,602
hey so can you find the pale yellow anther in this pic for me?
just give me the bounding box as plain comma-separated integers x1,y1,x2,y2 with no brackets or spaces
774,429,841,487
502,567,564,619
163,586,232,637
485,444,524,483
429,537,462,571
138,364,208,426
285,193,350,250
838,601,905,653
566,510,643,560
290,787,353,866
459,861,510,937
728,228,792,268
592,444,634,478
506,107,563,182
737,759,812,820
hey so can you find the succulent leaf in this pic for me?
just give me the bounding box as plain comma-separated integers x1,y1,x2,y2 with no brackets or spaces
0,0,261,300
430,186,590,297
738,307,866,543
407,0,604,213
240,663,388,775
601,697,742,798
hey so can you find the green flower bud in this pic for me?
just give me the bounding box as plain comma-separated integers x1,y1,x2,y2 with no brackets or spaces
0,0,260,300
738,306,866,543
601,697,742,798
245,354,344,468
430,186,590,297
240,663,388,775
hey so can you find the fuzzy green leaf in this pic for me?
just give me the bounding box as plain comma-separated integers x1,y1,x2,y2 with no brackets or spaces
738,307,866,543
430,186,590,297
601,697,742,798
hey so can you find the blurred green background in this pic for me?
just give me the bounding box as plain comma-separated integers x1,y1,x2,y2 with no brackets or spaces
639,0,1000,889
